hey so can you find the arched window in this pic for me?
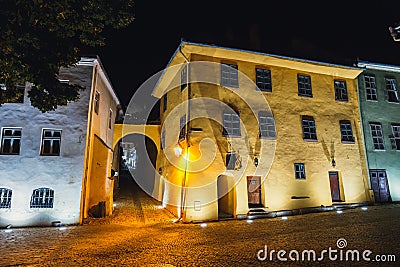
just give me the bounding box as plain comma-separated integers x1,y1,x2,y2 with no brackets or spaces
30,188,54,208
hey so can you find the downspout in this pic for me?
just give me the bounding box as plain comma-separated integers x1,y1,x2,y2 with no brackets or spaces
178,44,190,221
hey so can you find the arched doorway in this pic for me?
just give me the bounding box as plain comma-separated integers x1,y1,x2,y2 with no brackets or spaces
217,174,236,219
117,134,158,198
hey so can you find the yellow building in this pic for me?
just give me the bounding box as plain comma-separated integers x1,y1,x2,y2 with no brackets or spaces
155,41,370,222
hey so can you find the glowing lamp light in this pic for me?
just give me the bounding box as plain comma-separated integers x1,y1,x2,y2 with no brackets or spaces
361,206,368,211
174,146,183,157
113,203,117,207
336,210,343,214
200,223,207,228
281,216,288,220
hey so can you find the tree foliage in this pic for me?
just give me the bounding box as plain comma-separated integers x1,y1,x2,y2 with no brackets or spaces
0,0,134,112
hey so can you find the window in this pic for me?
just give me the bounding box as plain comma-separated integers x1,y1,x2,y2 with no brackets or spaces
179,115,186,140
94,90,100,114
226,153,240,170
339,120,355,143
30,188,54,208
259,112,276,138
163,93,167,112
364,75,377,101
0,188,12,209
108,109,113,129
181,66,188,91
334,80,348,101
256,68,272,92
297,74,312,97
294,163,306,180
41,129,61,156
390,124,400,150
385,78,399,103
161,130,166,150
223,111,241,137
301,116,317,140
1,128,21,155
221,63,238,88
369,123,385,150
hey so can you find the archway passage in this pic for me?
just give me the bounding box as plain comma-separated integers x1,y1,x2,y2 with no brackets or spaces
112,134,174,224
217,174,236,219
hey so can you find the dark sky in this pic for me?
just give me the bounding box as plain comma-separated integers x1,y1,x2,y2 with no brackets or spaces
92,1,400,109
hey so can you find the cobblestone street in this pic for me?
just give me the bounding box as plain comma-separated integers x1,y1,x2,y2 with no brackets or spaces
1,174,400,266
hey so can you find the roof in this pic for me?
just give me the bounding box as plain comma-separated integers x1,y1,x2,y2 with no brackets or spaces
77,56,121,106
153,40,364,99
357,60,400,73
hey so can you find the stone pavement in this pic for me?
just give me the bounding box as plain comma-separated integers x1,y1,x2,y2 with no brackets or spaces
1,174,400,267
84,172,177,226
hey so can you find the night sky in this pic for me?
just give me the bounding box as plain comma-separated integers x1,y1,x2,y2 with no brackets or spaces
92,1,400,109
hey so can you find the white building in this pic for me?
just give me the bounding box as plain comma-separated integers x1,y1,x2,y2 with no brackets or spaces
0,57,121,227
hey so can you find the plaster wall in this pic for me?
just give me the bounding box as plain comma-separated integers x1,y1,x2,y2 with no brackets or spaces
0,64,92,227
357,66,400,201
158,47,369,222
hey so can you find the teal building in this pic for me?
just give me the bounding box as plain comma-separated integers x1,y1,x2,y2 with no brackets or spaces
357,61,400,203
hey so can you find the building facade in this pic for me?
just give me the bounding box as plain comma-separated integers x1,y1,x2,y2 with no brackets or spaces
0,57,120,227
357,61,400,203
156,41,370,222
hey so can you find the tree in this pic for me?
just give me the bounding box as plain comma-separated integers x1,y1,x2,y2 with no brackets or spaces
0,0,134,112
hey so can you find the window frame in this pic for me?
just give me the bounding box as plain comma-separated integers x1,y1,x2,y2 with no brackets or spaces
221,63,239,88
0,127,22,155
179,115,186,140
30,188,54,209
256,68,272,92
161,130,166,150
339,120,355,143
297,74,312,97
226,153,237,170
181,65,188,91
301,116,317,141
390,124,400,150
384,77,399,103
222,111,241,137
369,123,385,150
94,90,100,115
334,80,348,102
0,188,12,209
294,163,306,180
258,111,276,139
364,75,378,101
40,129,62,156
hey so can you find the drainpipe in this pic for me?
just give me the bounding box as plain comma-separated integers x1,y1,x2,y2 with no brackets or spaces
178,44,190,221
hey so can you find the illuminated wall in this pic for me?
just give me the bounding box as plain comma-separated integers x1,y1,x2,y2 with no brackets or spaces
0,58,120,227
357,61,400,202
157,42,370,222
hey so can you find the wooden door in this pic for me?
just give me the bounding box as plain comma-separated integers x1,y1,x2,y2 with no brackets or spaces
247,176,261,206
370,170,391,203
329,172,341,202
